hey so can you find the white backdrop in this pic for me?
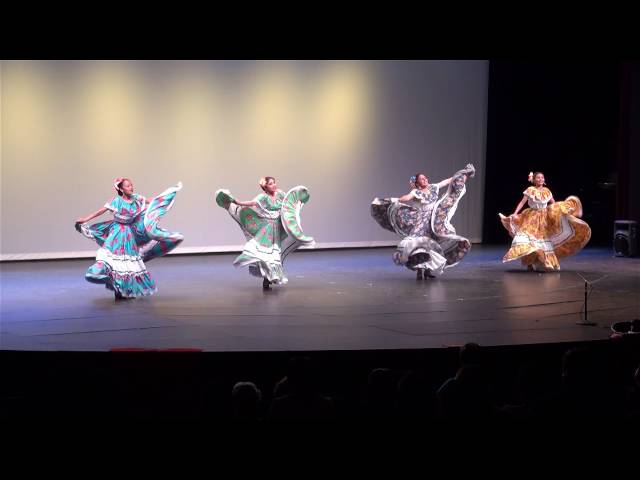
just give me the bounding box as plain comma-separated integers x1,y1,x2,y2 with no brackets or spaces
0,60,488,259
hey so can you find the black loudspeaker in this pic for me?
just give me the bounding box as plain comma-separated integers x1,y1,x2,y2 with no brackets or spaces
614,220,638,257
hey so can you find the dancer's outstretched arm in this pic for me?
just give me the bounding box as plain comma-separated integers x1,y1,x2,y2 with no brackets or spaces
512,196,528,216
397,192,415,202
436,177,452,188
232,199,258,207
76,206,108,224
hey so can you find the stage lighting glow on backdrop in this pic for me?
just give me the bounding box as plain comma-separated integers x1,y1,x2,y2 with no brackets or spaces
1,60,488,259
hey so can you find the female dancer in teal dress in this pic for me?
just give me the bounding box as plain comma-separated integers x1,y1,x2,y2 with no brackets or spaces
75,177,184,299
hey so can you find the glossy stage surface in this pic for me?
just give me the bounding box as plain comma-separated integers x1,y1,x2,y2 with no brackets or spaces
1,246,638,352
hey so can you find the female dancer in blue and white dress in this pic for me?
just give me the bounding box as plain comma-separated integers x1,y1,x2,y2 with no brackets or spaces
371,164,475,279
75,177,184,299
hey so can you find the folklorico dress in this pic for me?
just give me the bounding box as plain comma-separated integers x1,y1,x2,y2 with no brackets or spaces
215,186,314,284
499,186,591,271
371,164,475,275
77,183,184,297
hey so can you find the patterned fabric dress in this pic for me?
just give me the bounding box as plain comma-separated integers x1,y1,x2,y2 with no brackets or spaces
215,186,314,284
371,164,475,275
78,183,184,297
499,186,591,271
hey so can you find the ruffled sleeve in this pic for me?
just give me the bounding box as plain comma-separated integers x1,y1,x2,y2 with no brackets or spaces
104,197,119,212
133,193,147,210
253,193,268,209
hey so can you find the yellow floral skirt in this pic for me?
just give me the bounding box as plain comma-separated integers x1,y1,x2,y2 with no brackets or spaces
499,196,591,271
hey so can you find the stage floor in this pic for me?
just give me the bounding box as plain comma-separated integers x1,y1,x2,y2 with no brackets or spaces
1,246,638,352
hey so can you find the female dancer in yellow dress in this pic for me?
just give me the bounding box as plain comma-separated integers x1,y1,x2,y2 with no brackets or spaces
499,172,591,271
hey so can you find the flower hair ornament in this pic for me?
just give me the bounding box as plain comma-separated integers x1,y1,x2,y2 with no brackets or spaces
527,172,534,184
113,177,125,193
409,175,417,188
258,177,268,189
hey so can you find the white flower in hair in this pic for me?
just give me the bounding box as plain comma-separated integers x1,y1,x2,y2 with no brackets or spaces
113,176,125,193
528,171,534,183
